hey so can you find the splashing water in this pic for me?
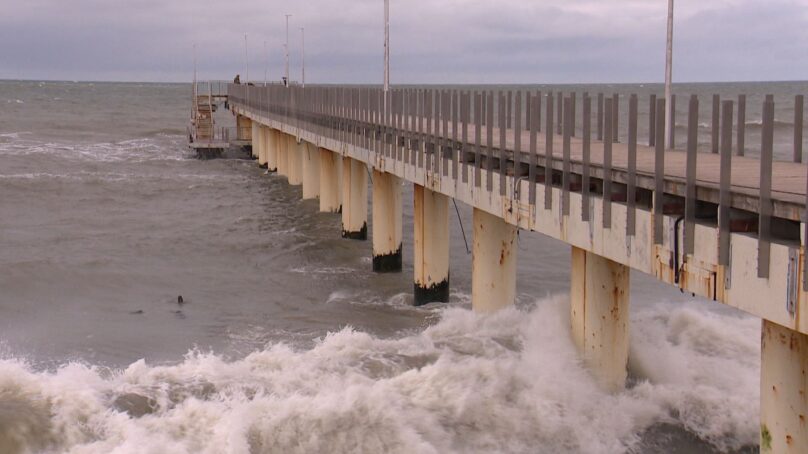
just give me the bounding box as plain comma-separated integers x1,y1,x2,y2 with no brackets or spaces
0,296,759,454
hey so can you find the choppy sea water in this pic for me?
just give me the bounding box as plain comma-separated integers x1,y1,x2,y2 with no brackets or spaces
1,79,796,453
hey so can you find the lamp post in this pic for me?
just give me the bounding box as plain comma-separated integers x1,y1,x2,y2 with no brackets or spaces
664,0,674,149
285,14,292,86
383,0,389,114
301,27,305,88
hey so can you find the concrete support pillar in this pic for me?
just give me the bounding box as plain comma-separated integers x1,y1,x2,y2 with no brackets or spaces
287,136,303,186
302,142,321,200
257,126,268,167
277,133,289,178
413,185,450,304
266,128,278,172
570,246,630,392
319,148,342,213
760,320,808,453
251,122,260,160
372,170,402,272
471,208,517,312
341,157,368,240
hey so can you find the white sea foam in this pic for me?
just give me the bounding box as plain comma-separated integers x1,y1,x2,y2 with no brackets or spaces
0,295,759,453
0,135,187,163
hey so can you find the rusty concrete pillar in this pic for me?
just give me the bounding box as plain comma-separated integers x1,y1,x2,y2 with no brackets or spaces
341,157,368,240
372,170,402,272
570,246,630,392
319,148,342,213
302,142,320,200
760,319,808,453
414,184,450,304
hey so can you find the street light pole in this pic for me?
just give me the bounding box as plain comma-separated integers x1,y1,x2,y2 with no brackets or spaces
300,27,305,88
664,0,674,149
285,14,292,87
244,33,249,83
383,0,389,113
263,40,268,86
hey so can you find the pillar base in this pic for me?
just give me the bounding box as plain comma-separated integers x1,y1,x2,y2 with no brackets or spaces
341,222,367,240
414,277,450,306
372,244,402,272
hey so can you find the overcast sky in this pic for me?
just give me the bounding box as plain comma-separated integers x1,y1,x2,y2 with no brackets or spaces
1,0,806,83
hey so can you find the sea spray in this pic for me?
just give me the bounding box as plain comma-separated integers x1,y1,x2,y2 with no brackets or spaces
0,295,759,453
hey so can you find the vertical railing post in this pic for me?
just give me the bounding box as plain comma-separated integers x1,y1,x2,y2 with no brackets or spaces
562,96,572,216
718,100,734,266
603,97,613,228
529,92,539,205
795,95,804,163
668,94,676,149
596,93,604,141
486,91,494,191
499,92,507,195
654,98,666,244
737,94,746,156
627,94,638,236
684,95,699,256
649,94,657,147
758,96,774,278
514,91,523,194
544,92,554,209
570,91,577,137
582,94,591,222
474,92,482,188
611,93,619,143
711,94,720,154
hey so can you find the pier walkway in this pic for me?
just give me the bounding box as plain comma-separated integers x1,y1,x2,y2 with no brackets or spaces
225,83,808,453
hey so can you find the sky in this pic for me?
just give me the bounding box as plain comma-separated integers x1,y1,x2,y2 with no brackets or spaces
0,0,806,84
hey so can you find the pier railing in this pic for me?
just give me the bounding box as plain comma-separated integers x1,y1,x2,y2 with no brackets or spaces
228,83,808,283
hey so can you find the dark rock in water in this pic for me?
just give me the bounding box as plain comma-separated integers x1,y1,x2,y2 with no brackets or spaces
128,310,144,315
113,393,158,418
177,295,184,305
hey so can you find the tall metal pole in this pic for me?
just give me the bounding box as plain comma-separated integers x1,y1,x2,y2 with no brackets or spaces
383,0,390,113
300,27,305,88
664,0,674,149
285,14,292,86
263,40,268,86
244,33,249,83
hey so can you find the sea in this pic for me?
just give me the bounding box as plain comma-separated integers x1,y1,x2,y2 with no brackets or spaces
1,79,805,453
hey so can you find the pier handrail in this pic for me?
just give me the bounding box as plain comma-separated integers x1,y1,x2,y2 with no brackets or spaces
228,83,808,285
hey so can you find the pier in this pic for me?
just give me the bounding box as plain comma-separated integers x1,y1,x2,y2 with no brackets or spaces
223,83,806,452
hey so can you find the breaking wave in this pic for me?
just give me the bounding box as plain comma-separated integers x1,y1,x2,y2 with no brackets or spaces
0,295,759,454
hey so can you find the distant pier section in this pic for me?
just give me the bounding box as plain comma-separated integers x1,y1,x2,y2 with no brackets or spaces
187,80,240,158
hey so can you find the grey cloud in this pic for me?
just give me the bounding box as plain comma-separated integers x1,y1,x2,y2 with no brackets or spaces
0,0,804,83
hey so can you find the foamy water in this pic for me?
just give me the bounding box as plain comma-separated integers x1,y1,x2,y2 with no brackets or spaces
0,296,759,454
